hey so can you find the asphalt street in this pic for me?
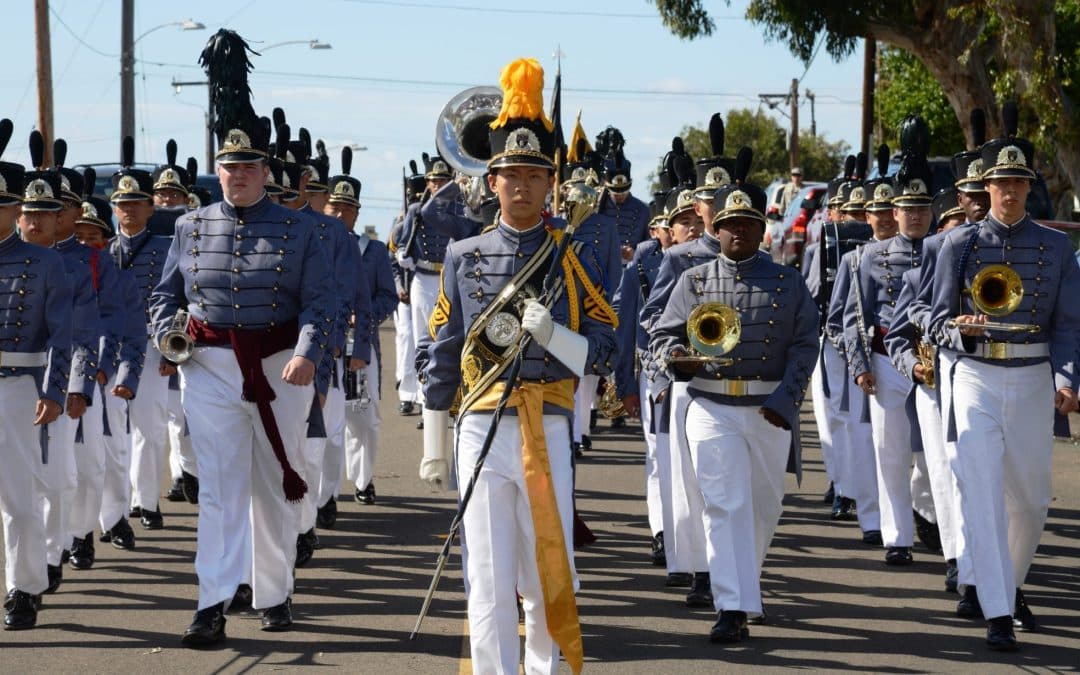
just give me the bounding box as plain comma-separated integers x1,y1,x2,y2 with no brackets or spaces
2,324,1078,673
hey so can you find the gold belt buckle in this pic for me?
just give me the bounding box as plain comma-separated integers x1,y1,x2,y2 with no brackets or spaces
433,262,443,273
724,380,748,396
987,341,1008,360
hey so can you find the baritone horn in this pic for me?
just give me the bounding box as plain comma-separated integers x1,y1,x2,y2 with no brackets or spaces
669,302,741,366
945,264,1041,333
435,86,503,178
159,309,194,363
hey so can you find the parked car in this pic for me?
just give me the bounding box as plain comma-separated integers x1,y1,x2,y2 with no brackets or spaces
776,183,827,267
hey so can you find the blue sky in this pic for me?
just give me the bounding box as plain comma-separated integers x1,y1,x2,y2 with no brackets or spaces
6,0,864,237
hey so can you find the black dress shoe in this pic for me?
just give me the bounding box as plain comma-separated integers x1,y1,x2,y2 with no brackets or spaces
986,615,1018,651
913,510,942,552
944,559,959,594
70,534,95,570
181,602,226,648
885,546,913,566
686,572,713,608
831,496,855,521
108,517,136,550
45,564,62,594
261,598,293,631
957,585,983,619
709,610,748,643
356,482,376,505
572,442,584,459
295,531,315,568
650,532,666,567
580,435,592,450
60,549,70,565
3,590,39,631
140,507,164,530
611,415,627,429
665,572,693,588
589,409,598,431
862,529,883,546
398,401,415,415
228,584,253,614
166,478,186,502
128,506,142,519
181,471,200,505
306,527,321,551
823,481,835,504
1013,589,1037,631
747,605,767,625
316,497,338,529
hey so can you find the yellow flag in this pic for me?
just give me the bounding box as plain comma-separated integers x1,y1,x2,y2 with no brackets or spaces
567,110,592,163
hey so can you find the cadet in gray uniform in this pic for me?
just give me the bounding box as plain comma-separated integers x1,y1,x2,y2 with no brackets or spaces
151,29,335,646
420,57,616,674
650,154,818,643
926,104,1079,651
0,131,72,629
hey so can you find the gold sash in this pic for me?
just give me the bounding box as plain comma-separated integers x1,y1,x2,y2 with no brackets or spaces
468,379,583,673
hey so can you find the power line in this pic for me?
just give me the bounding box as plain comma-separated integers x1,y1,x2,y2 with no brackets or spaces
49,5,118,58
342,0,659,18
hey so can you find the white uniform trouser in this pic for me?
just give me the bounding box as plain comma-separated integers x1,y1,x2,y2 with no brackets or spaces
394,302,418,403
0,376,49,595
842,384,880,533
345,351,382,491
667,381,708,574
304,378,345,529
810,345,838,489
71,386,109,540
129,338,171,511
686,398,789,616
640,370,663,536
914,383,964,563
457,412,576,675
868,352,930,547
572,374,600,444
936,350,974,587
99,373,132,531
950,358,1053,620
409,271,440,406
318,369,351,508
167,387,197,480
42,413,77,565
181,346,312,611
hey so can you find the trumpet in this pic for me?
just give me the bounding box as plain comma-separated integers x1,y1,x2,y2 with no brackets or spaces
159,309,194,364
945,264,1041,333
668,302,741,367
915,339,935,389
598,378,627,419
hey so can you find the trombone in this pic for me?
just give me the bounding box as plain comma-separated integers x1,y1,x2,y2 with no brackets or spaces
945,264,1041,334
668,302,741,367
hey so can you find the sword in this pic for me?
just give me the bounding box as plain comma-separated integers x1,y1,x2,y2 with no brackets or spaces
409,183,599,640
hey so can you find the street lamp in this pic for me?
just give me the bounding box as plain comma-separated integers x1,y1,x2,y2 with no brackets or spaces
120,2,205,144
261,39,332,51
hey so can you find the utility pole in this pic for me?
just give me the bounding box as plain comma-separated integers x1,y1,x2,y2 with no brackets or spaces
789,78,799,169
34,0,54,166
861,37,877,160
171,79,214,169
120,0,135,150
805,90,816,139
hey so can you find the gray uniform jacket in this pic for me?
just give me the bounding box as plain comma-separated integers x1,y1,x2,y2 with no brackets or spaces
927,213,1080,390
423,219,617,418
612,237,663,398
55,236,101,399
649,253,818,475
109,227,172,335
148,196,335,372
801,241,821,298
844,234,923,380
592,193,651,254
420,182,480,242
351,233,397,364
575,209,625,298
0,230,73,405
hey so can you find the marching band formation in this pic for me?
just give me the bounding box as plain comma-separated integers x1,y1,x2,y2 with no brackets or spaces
1,27,1077,672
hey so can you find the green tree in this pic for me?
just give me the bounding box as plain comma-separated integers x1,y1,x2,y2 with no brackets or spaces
650,108,848,191
650,0,1080,218
875,47,964,157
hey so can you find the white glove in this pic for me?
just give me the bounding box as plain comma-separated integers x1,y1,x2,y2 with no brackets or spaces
522,299,588,376
396,249,416,271
521,299,555,346
420,408,450,490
